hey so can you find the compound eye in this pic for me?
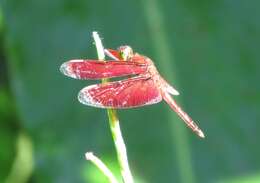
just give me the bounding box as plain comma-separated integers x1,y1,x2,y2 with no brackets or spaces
118,45,134,60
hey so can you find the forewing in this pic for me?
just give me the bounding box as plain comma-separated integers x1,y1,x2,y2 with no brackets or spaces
78,76,162,108
60,60,147,79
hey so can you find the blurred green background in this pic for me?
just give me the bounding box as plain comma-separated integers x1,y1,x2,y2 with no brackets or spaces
0,0,260,182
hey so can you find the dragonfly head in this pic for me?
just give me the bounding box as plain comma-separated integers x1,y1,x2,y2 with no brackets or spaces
118,45,134,61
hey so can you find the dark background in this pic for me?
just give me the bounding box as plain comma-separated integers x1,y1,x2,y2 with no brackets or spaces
0,0,260,182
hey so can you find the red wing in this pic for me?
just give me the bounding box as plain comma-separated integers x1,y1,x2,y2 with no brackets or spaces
78,76,162,108
60,60,147,79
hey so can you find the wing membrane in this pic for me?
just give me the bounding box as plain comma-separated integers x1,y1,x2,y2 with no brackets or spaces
60,60,147,79
78,76,162,108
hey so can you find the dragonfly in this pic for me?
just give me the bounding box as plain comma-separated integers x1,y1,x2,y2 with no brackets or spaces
60,46,205,138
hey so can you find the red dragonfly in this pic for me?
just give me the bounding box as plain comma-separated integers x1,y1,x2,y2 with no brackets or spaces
60,46,205,138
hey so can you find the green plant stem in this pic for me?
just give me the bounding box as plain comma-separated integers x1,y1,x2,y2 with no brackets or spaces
5,131,34,183
85,152,118,183
92,31,134,183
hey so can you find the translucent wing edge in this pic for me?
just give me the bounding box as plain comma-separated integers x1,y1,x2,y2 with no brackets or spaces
166,84,179,95
60,60,83,79
78,78,163,109
78,84,107,108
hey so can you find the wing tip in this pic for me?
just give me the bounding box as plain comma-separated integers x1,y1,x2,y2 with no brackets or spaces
170,89,180,95
78,86,105,108
78,88,92,106
166,84,180,95
197,130,205,138
60,62,76,78
60,60,85,79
